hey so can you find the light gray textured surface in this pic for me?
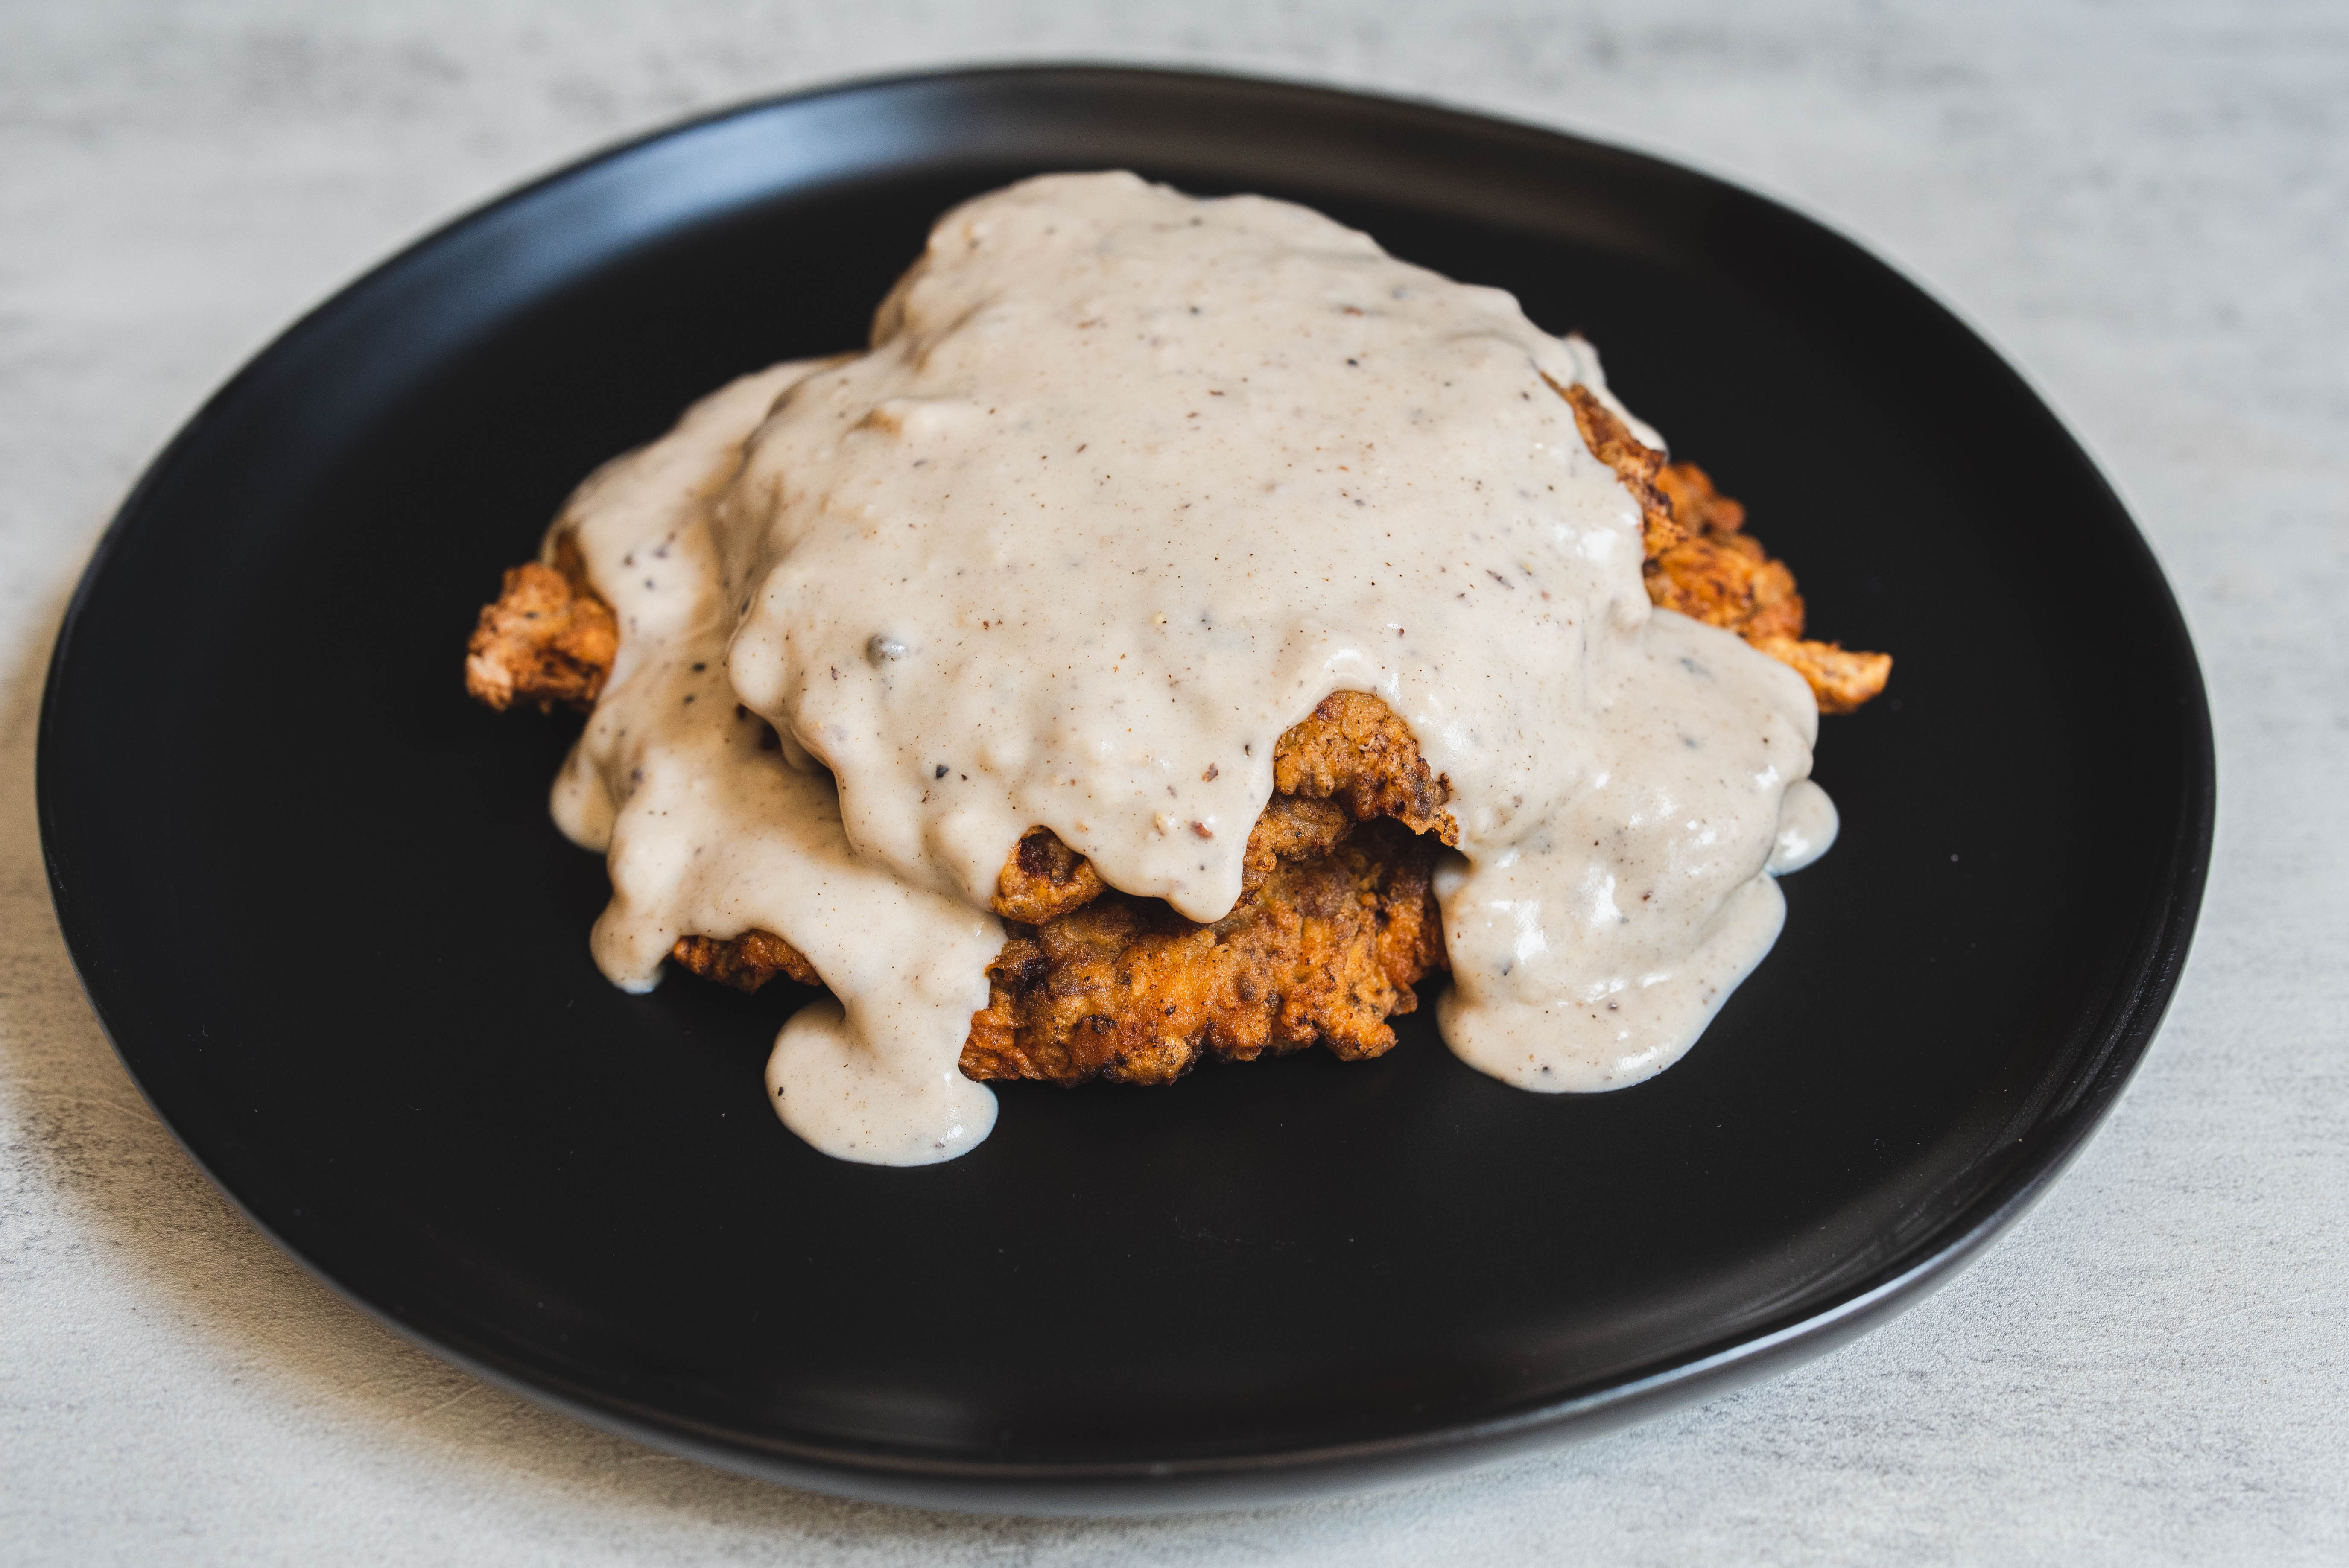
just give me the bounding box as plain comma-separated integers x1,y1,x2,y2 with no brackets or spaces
3,2,2343,1562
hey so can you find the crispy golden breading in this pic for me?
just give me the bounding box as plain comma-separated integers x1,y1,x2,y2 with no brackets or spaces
1272,691,1459,842
1644,516,1807,641
669,693,1463,1082
666,797,1446,1085
672,929,821,990
1548,374,1686,558
988,690,1458,926
1640,460,1892,714
1746,634,1896,716
1239,794,1351,896
1535,374,1890,714
991,825,1107,923
462,537,618,713
962,819,1446,1084
1651,459,1746,536
478,367,1890,1089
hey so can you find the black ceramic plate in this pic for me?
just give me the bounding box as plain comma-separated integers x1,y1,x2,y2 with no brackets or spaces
40,67,2211,1513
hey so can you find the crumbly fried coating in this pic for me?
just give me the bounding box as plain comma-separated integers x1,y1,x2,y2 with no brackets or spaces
1535,374,1890,713
1640,460,1891,713
1651,458,1744,536
1746,634,1896,717
1239,794,1352,897
992,826,1108,923
663,798,1439,1071
1644,510,1807,641
669,695,1461,1081
985,688,1457,927
1272,691,1459,842
962,819,1447,1084
462,536,618,713
672,929,821,990
1548,374,1687,558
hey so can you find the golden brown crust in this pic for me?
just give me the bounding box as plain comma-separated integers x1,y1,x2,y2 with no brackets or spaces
671,929,821,990
962,819,1446,1085
1271,691,1459,843
1239,793,1353,898
1644,522,1808,642
985,689,1457,926
1546,374,1686,558
660,694,1458,1081
462,539,619,714
1636,460,1890,712
663,810,1446,1085
991,825,1109,923
1651,459,1745,536
1534,391,1891,715
1746,635,1895,716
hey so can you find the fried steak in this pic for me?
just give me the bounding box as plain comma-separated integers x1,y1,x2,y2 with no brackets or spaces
464,383,1887,1084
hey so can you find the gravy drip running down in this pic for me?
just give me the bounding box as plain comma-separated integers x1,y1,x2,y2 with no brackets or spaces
548,172,1835,1164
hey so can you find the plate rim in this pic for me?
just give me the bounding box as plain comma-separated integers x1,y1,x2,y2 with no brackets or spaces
37,62,2216,1514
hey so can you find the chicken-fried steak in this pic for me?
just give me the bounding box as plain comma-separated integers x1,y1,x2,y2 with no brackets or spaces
469,377,1886,1083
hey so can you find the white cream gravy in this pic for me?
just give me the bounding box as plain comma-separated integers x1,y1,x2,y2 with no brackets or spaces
545,172,1835,1164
